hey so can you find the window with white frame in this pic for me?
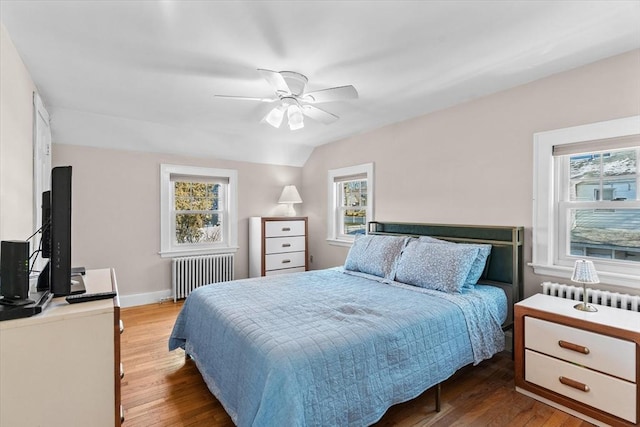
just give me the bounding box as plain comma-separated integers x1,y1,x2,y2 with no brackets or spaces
327,163,374,245
160,164,238,257
532,116,640,289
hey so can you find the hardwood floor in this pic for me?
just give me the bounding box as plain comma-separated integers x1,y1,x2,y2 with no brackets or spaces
120,302,594,427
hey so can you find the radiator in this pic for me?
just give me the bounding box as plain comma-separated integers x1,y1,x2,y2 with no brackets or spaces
541,282,640,312
172,254,235,301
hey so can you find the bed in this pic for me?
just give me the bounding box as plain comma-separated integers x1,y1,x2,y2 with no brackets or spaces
169,222,524,426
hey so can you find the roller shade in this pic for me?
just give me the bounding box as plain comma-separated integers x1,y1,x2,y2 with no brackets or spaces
553,134,640,156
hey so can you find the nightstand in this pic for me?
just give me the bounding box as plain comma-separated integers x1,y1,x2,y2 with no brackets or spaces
515,293,639,426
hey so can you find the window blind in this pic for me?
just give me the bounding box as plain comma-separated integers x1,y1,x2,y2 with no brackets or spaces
170,174,229,184
552,134,640,156
333,173,367,183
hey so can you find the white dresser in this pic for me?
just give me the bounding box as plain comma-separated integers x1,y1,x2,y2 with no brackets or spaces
515,293,639,426
249,217,308,277
0,268,123,427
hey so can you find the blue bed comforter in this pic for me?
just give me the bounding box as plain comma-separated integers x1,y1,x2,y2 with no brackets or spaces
169,268,506,427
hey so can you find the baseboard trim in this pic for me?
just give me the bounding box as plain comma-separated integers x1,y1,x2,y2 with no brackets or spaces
119,289,173,308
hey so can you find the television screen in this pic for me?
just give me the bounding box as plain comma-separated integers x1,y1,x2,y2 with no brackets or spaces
49,166,72,296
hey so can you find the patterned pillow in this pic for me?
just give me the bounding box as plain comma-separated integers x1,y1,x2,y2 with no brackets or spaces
395,240,479,293
344,235,409,279
418,236,491,287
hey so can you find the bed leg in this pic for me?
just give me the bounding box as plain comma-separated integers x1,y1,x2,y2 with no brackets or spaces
435,383,441,412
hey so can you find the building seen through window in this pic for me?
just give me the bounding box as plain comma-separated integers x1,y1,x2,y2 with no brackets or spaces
567,149,639,263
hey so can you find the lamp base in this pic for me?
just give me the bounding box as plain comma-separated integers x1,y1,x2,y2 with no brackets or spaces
574,302,598,312
284,203,297,217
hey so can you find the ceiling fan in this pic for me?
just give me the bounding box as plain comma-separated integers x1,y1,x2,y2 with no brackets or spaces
215,69,358,130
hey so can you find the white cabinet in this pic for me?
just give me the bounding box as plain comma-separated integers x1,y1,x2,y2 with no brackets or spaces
515,293,639,426
249,217,308,277
0,268,122,427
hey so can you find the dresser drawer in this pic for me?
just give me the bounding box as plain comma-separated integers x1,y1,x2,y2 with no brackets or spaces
525,349,637,423
265,267,306,276
265,251,306,271
525,316,636,382
265,236,306,254
265,220,305,238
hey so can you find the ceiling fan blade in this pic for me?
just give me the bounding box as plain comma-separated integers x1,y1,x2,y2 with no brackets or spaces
215,95,276,102
302,85,358,103
301,105,339,125
257,69,291,94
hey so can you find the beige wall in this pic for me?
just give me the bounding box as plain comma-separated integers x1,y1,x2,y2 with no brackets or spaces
303,49,640,298
53,144,302,300
0,23,36,240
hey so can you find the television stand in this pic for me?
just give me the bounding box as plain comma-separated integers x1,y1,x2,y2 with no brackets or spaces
0,290,52,321
0,297,35,306
70,273,86,295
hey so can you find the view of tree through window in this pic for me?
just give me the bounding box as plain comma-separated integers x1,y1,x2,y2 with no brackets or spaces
341,180,367,236
568,149,640,263
174,181,223,244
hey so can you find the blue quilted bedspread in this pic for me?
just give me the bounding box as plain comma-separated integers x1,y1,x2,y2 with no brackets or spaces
169,268,506,427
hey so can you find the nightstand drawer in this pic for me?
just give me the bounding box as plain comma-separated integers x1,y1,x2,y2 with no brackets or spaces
525,350,637,423
265,251,306,271
525,316,636,382
265,236,306,254
265,220,305,237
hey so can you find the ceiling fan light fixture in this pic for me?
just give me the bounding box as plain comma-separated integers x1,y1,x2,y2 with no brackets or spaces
287,104,304,130
264,105,285,128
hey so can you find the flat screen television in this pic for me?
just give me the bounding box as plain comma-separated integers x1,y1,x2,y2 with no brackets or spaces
38,166,83,296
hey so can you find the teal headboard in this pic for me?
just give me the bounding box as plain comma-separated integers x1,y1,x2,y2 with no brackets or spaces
368,221,524,328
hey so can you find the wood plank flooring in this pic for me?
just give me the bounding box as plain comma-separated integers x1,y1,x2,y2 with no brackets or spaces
120,302,594,426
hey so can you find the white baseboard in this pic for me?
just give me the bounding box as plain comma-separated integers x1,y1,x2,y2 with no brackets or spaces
119,289,173,308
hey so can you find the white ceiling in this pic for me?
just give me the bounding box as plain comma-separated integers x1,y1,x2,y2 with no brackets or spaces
2,1,639,166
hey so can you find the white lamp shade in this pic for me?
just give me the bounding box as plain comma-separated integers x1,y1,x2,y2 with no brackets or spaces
571,259,600,284
278,185,302,204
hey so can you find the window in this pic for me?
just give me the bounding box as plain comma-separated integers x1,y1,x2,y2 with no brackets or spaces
327,163,374,245
532,116,640,288
160,164,238,257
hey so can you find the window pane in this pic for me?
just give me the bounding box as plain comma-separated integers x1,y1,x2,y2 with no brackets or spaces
341,209,367,236
569,208,640,263
175,213,223,244
174,182,221,210
341,180,367,208
570,150,637,201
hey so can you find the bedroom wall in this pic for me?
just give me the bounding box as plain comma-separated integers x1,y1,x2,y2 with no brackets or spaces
52,144,302,305
0,23,36,241
302,49,640,298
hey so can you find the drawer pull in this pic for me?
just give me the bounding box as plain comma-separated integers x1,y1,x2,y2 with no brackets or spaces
559,376,590,392
120,362,125,379
282,259,291,264
282,227,291,232
282,243,291,248
119,320,124,334
558,340,589,355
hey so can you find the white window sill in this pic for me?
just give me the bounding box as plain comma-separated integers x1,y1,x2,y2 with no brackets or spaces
159,246,239,258
326,238,354,248
530,263,640,290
